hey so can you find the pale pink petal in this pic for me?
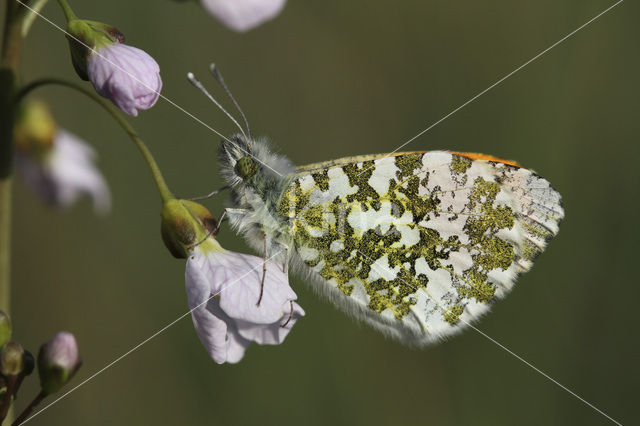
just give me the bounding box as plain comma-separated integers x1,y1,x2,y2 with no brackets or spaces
15,151,57,204
208,251,295,324
49,130,111,213
15,129,111,214
235,301,305,344
225,331,251,363
87,43,162,116
185,252,229,364
204,297,251,364
201,0,286,32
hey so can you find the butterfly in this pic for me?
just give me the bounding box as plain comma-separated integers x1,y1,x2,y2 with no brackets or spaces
189,66,564,345
217,136,564,345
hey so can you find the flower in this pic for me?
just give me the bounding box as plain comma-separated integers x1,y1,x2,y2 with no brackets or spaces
15,128,111,214
37,332,82,395
87,42,162,116
65,18,162,116
200,0,287,32
160,199,304,363
186,241,304,364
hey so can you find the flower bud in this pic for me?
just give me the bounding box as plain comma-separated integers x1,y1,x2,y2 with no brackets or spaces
66,19,161,116
22,350,35,377
0,310,11,348
37,332,82,395
1,342,24,376
161,199,217,258
66,19,123,81
13,100,57,157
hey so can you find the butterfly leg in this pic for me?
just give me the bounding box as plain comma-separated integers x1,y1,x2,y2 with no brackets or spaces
212,209,227,236
282,246,289,273
257,235,267,307
188,209,226,249
280,301,294,328
187,185,231,201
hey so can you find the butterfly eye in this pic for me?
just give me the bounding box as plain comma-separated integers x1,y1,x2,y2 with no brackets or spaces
234,156,258,180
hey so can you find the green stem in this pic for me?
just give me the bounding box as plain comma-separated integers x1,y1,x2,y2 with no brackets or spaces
15,79,174,203
11,390,45,426
20,0,51,37
1,0,27,318
55,0,77,21
0,375,16,423
0,178,10,315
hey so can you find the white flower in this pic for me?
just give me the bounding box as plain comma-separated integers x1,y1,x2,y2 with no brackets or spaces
201,0,286,32
87,43,162,117
16,129,111,214
185,241,304,364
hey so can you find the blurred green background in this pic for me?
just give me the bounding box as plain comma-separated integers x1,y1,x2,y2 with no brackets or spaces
4,0,639,424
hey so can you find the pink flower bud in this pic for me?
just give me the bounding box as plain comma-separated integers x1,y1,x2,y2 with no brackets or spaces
38,332,82,395
87,43,162,117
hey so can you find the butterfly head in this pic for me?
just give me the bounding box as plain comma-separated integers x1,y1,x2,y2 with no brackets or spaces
218,133,295,192
218,134,258,185
234,155,258,180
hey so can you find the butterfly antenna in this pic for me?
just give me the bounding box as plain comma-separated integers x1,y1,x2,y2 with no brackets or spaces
210,63,252,140
186,72,247,139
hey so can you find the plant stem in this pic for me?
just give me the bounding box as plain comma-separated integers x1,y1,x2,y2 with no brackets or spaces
20,0,51,37
0,4,27,423
1,0,27,317
15,79,174,203
55,0,76,21
0,178,10,314
0,375,16,423
11,390,45,426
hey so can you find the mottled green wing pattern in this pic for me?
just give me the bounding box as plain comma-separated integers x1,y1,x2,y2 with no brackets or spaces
278,151,563,344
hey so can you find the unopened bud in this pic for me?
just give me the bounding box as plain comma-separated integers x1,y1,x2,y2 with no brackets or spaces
66,19,123,81
0,310,10,348
38,332,82,395
161,199,217,259
13,99,57,156
1,341,24,376
22,350,35,377
65,17,161,116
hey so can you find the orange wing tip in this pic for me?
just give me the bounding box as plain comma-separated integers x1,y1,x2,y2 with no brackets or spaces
452,152,522,168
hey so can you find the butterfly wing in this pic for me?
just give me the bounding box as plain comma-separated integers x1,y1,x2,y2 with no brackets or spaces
278,151,564,345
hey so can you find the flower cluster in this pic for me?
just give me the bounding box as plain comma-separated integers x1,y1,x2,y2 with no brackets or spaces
8,0,298,392
0,310,82,424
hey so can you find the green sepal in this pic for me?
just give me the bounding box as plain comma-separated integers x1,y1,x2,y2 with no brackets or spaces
13,100,57,158
161,200,218,258
37,358,81,396
66,19,124,81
